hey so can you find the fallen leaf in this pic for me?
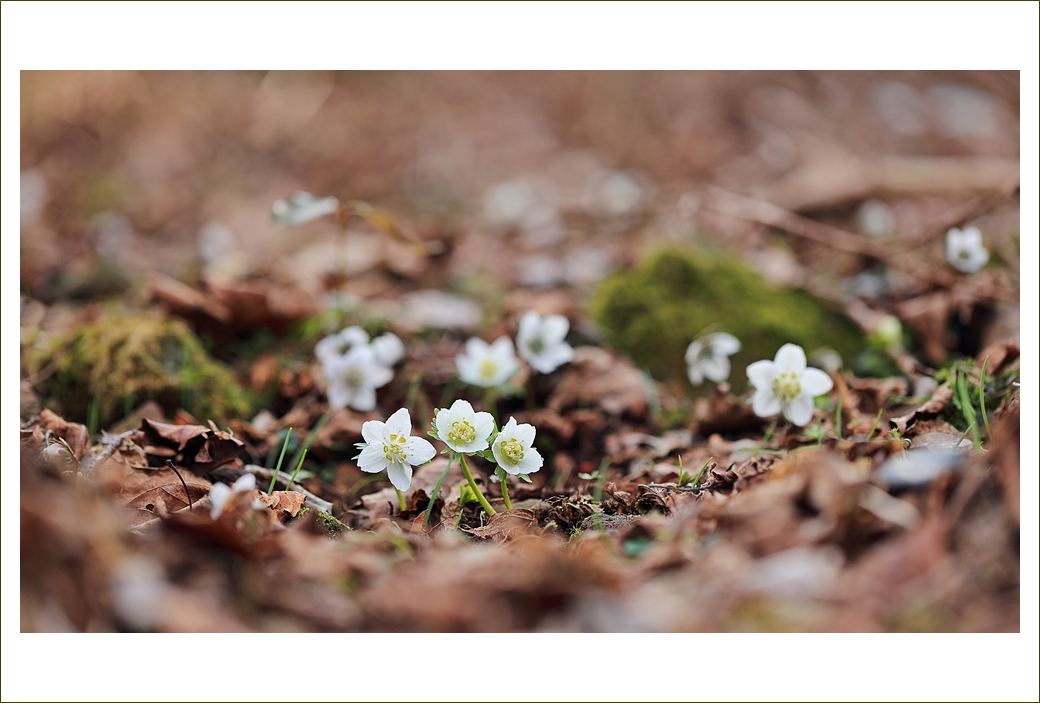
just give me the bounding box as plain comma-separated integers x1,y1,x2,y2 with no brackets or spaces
889,381,954,435
548,346,648,418
124,482,212,527
465,509,537,542
256,490,307,518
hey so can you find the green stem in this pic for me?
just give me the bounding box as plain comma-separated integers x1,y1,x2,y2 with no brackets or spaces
483,388,498,424
500,474,514,511
394,487,407,511
424,455,453,525
459,453,495,516
288,411,332,476
866,408,883,441
268,428,293,494
286,449,308,492
979,357,992,440
835,394,843,441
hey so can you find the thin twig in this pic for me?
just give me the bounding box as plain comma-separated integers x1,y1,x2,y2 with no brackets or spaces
165,459,194,511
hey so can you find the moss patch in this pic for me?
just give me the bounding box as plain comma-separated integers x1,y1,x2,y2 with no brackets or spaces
27,309,252,427
589,248,865,392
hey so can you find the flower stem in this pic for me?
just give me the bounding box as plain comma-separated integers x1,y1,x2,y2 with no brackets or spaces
268,427,293,495
459,453,496,516
483,389,498,424
394,486,407,512
500,474,514,511
423,455,453,526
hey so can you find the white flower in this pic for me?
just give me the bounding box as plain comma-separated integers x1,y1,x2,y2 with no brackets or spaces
491,417,543,476
209,473,256,520
945,226,989,273
372,332,405,367
746,343,834,427
685,332,741,385
435,399,495,454
324,344,393,412
271,191,339,227
357,408,436,491
456,337,520,388
516,311,574,374
315,326,370,365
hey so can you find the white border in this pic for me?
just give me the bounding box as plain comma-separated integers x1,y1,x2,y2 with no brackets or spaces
3,2,1037,702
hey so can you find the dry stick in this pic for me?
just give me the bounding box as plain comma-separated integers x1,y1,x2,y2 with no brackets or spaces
904,176,1021,248
703,186,957,288
77,429,137,479
165,459,195,511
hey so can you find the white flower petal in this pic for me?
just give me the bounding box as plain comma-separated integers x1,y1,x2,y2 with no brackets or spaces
511,421,536,446
209,483,231,519
800,368,834,397
366,363,394,389
385,408,412,438
404,436,437,465
340,326,370,348
699,355,731,384
784,395,815,427
465,337,490,357
349,385,377,412
517,311,540,343
471,412,495,442
708,332,741,356
231,474,256,492
774,344,807,376
327,382,351,411
386,461,412,491
685,340,704,365
361,420,387,445
687,363,704,386
455,355,479,385
358,444,390,474
540,314,570,344
752,388,782,418
372,333,405,366
746,360,775,389
516,447,543,475
529,344,574,374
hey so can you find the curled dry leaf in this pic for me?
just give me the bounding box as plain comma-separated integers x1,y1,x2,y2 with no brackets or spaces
124,482,212,528
36,409,91,460
889,381,953,435
136,418,244,472
547,346,648,418
255,491,307,518
465,509,538,543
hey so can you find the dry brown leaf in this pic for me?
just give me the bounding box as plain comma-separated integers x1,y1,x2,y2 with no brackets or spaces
37,409,91,461
889,381,954,435
547,346,648,418
256,490,307,518
124,482,212,527
465,509,538,542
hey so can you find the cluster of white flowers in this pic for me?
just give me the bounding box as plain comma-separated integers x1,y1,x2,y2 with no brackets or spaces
317,326,405,412
355,402,543,496
456,310,574,387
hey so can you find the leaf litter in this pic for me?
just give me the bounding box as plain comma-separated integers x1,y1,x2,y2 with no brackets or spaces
18,70,1023,635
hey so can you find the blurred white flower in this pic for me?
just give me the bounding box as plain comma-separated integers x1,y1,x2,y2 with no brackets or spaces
516,311,574,374
271,191,339,227
434,399,495,454
491,417,543,476
685,332,741,385
945,226,989,273
483,178,536,224
372,332,406,367
356,408,436,491
456,337,520,388
209,473,257,520
324,344,393,412
746,343,833,427
21,169,48,228
315,326,371,365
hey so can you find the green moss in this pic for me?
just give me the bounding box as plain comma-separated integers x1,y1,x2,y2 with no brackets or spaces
27,309,252,427
314,510,347,537
589,248,865,392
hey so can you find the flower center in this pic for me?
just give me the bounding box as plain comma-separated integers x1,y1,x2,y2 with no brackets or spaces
479,358,499,379
957,249,972,260
500,438,524,465
772,372,801,401
448,420,476,444
343,366,363,388
382,433,409,462
528,336,545,354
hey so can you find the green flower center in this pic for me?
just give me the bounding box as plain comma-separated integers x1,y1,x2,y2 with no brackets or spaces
448,420,476,445
528,336,545,353
500,438,524,464
382,433,408,462
772,372,801,401
343,367,363,388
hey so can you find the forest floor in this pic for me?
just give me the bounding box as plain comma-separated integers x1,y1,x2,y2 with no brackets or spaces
18,70,1023,636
